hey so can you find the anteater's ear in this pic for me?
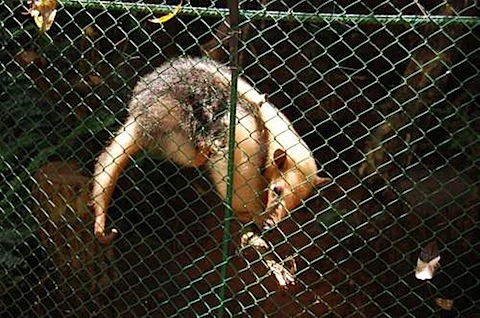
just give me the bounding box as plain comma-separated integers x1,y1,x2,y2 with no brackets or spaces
311,175,331,188
273,149,287,171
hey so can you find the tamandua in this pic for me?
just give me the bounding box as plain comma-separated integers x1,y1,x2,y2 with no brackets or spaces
91,56,330,285
92,57,267,244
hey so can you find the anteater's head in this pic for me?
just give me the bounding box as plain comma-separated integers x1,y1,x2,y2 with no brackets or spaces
262,149,331,229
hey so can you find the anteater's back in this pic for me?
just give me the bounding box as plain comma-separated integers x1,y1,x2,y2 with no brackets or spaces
130,58,228,155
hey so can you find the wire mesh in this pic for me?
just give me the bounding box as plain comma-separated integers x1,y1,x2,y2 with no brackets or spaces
1,0,479,317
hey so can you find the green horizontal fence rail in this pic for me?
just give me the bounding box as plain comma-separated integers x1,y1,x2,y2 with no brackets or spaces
1,0,479,317
61,0,480,26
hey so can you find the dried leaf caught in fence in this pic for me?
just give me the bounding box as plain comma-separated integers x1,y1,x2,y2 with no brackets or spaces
149,1,182,24
415,241,441,280
435,298,454,311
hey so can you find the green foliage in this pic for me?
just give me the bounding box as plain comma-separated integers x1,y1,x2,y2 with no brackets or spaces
0,229,30,290
433,102,480,163
0,69,117,227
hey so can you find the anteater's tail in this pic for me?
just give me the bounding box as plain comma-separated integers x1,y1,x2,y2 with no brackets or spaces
92,116,143,244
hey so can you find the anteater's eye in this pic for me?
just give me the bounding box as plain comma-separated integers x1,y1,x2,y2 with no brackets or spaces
271,185,283,198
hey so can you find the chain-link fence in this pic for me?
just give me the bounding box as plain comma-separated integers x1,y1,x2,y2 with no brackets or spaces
1,0,479,317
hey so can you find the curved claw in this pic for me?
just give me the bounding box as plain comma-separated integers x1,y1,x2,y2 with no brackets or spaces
95,228,118,245
263,217,276,230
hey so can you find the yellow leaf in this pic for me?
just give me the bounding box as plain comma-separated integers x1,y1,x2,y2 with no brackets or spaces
149,1,182,24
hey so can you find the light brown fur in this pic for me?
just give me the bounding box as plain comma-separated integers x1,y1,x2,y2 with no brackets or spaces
259,101,331,227
233,80,331,227
91,57,329,245
92,58,268,244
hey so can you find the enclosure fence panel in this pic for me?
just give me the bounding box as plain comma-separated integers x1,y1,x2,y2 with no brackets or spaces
1,0,479,317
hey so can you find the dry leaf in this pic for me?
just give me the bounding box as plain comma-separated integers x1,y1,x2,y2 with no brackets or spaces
415,241,440,280
435,298,454,311
26,0,58,33
149,1,182,24
415,255,440,280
